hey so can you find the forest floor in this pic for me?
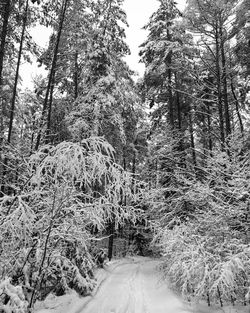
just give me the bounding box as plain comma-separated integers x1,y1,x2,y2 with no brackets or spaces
35,257,249,313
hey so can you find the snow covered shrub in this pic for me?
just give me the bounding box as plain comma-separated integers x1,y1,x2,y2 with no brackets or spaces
159,218,250,304
0,278,28,313
40,242,96,298
150,136,250,305
0,137,140,311
90,247,107,268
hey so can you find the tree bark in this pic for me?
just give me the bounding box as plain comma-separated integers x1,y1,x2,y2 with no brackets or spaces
0,0,11,92
168,66,174,127
215,22,225,147
108,218,115,261
230,78,244,135
206,100,213,155
35,0,68,150
219,23,231,137
45,70,55,143
0,0,11,188
7,0,29,143
74,51,78,100
166,27,174,128
175,73,182,130
0,99,4,196
189,107,196,166
1,0,28,197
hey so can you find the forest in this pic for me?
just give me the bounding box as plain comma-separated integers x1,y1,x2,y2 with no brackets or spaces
0,0,250,312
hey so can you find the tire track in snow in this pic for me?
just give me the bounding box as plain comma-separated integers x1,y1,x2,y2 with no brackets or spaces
81,261,140,313
74,259,138,313
77,257,190,313
121,262,140,313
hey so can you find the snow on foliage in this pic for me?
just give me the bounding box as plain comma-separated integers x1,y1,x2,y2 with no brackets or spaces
0,278,28,313
0,137,140,311
146,133,250,306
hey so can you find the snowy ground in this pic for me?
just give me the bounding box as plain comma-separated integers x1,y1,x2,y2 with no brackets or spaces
35,257,250,313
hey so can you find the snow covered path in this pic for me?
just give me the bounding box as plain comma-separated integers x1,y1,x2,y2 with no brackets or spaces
78,257,189,313
35,257,249,313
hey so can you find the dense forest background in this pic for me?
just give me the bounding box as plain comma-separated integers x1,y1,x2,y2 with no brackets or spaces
0,0,250,312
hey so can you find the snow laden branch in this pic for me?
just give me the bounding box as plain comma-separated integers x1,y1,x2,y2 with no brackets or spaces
146,133,250,306
0,137,141,312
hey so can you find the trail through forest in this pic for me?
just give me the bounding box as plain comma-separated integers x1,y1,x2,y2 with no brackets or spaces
1,0,250,312
35,257,248,313
78,257,189,313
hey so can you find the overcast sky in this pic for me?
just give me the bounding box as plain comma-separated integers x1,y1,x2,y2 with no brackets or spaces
123,0,186,77
21,0,186,88
123,0,159,77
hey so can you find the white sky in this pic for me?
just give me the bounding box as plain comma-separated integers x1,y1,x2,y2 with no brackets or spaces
123,0,186,77
21,0,186,88
123,0,159,77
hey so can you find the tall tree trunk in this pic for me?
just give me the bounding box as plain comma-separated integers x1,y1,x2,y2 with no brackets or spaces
175,73,182,130
130,143,136,193
166,27,174,127
1,0,28,197
0,99,4,196
108,217,115,261
0,0,11,192
175,73,185,157
0,100,3,145
123,150,126,171
167,59,174,128
189,107,196,166
215,23,225,147
230,78,244,135
132,151,136,177
0,0,11,92
35,0,68,150
132,148,136,176
74,51,78,100
45,70,55,143
219,23,231,137
7,0,29,143
206,100,213,155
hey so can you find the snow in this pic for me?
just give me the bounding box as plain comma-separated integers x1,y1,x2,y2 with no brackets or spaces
35,257,250,313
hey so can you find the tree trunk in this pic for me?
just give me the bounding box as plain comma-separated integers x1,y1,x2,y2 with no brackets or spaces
230,78,244,135
0,0,11,190
45,70,55,143
1,0,28,197
123,150,126,171
0,99,4,196
108,218,115,261
35,0,68,150
175,73,182,130
219,23,231,137
189,107,196,166
7,0,29,143
168,67,174,127
132,151,136,177
206,100,213,155
175,73,185,156
215,23,225,147
166,27,174,128
131,145,136,193
74,51,78,100
0,0,11,92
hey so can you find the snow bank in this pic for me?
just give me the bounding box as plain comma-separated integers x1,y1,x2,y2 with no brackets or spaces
34,258,129,313
189,302,250,313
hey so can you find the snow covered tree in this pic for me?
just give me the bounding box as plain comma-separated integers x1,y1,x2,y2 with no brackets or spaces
147,132,250,305
139,0,250,307
0,136,141,311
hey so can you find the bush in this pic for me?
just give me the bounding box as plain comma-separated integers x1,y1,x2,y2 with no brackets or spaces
0,137,139,311
149,137,250,305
